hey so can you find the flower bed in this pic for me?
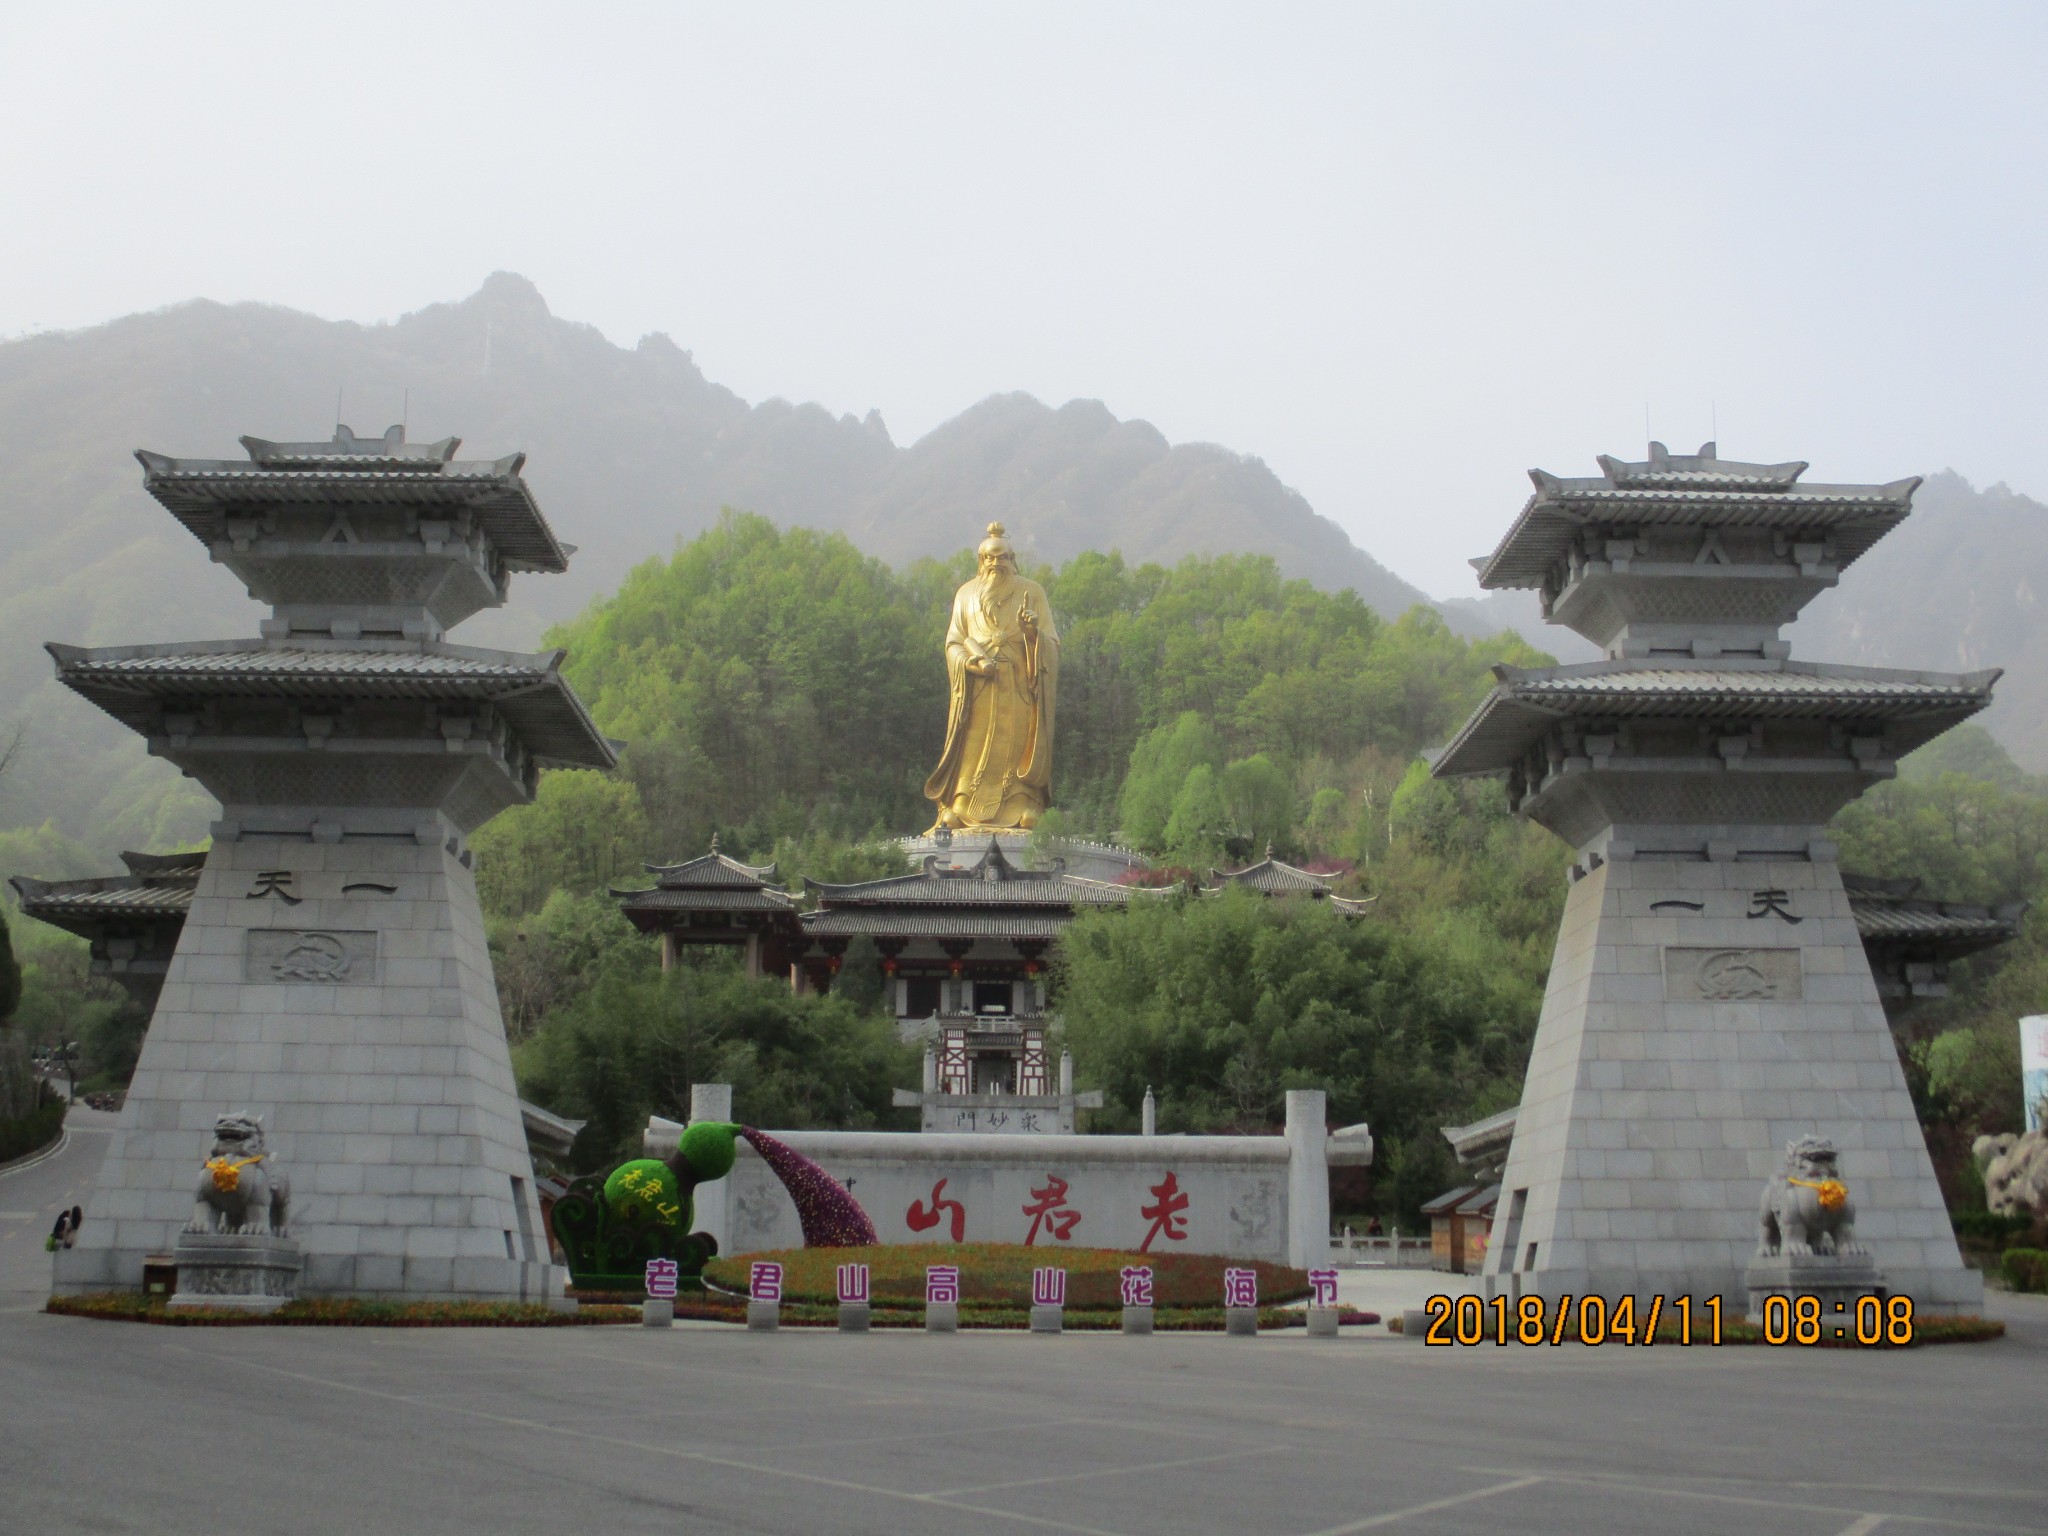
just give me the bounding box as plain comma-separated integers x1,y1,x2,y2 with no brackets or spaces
702,1243,1311,1309
46,1293,641,1327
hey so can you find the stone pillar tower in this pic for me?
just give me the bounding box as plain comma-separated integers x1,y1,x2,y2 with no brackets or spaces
51,426,616,1301
1434,443,1996,1312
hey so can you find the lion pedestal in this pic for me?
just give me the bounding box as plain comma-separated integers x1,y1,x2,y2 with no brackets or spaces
168,1231,303,1313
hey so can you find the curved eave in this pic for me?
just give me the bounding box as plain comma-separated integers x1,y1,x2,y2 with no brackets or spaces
46,638,617,772
1473,477,1918,590
135,450,570,573
1432,660,1999,779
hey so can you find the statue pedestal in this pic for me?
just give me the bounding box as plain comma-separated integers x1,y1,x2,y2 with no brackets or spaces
167,1231,302,1313
1743,1252,1886,1323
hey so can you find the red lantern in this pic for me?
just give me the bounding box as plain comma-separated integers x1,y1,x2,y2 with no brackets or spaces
1024,961,1041,977
827,954,843,974
881,957,897,976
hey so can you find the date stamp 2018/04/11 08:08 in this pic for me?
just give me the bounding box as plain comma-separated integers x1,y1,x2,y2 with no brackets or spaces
1420,1293,1918,1347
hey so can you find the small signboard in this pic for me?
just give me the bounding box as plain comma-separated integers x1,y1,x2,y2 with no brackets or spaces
643,1257,680,1300
1118,1264,1154,1307
1307,1268,1338,1309
926,1264,961,1304
2023,1016,2048,1134
748,1260,784,1302
836,1262,871,1305
1223,1267,1258,1308
1031,1266,1066,1307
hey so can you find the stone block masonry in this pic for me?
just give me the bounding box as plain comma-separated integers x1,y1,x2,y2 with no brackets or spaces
57,824,553,1300
1492,848,1977,1312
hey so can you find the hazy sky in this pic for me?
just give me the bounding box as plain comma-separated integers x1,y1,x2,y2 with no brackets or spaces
3,3,2044,599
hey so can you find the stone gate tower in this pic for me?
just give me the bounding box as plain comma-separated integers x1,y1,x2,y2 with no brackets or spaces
1434,442,1995,1312
51,425,616,1300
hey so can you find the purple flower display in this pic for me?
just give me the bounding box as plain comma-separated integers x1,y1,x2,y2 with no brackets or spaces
739,1127,878,1248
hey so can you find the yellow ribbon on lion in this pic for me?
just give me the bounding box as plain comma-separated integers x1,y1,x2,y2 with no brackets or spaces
1788,1175,1848,1211
205,1155,265,1194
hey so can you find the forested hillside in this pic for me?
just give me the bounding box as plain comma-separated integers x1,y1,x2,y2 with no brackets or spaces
0,274,1440,852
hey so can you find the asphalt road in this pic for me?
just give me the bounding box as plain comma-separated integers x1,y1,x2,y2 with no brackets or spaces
3,1121,2044,1536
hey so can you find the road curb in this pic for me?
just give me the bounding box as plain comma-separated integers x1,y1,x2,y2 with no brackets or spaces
0,1127,72,1181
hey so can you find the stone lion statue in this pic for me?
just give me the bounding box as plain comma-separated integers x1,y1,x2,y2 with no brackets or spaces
1758,1135,1861,1258
1974,1131,2048,1219
190,1113,291,1236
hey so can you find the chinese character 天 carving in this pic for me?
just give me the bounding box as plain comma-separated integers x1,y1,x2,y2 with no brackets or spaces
836,1262,870,1305
748,1260,784,1302
1022,1173,1081,1244
926,1264,961,1305
1139,1170,1190,1252
1308,1268,1339,1308
1118,1265,1154,1307
1223,1267,1258,1308
643,1257,680,1300
245,869,300,904
1746,888,1802,924
1032,1266,1067,1307
906,1176,967,1241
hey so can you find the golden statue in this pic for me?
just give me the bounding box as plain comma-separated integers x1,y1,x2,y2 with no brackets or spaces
924,522,1059,831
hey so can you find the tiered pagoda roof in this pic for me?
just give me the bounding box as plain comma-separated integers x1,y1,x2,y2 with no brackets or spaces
1434,659,2000,780
1433,443,2000,843
138,426,570,573
47,639,615,771
1475,445,1915,590
49,428,617,836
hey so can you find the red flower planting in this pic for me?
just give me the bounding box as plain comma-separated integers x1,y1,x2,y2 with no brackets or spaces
739,1127,877,1247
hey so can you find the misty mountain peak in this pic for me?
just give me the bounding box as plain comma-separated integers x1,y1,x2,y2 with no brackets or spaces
468,271,552,320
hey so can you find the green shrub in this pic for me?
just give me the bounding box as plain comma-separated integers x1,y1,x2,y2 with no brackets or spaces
2001,1247,2048,1293
0,1090,64,1163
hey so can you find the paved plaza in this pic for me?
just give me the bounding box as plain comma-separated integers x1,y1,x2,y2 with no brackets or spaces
5,1125,2046,1536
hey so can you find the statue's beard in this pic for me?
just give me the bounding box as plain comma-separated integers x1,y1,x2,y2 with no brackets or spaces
979,567,1012,600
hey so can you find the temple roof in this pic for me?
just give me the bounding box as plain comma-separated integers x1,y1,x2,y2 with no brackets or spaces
1472,442,1916,589
10,874,195,922
638,846,783,888
807,837,1145,909
1433,659,1999,778
1203,851,1376,914
1440,1107,1519,1169
1208,853,1338,894
10,849,201,932
46,638,617,771
136,425,571,573
1842,873,2027,952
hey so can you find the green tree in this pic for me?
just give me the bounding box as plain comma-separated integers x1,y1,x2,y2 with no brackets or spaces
1054,887,1546,1223
474,769,653,918
514,947,916,1171
1163,763,1231,867
0,904,19,1023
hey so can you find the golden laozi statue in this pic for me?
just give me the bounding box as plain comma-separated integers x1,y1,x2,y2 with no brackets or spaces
924,522,1059,831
